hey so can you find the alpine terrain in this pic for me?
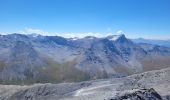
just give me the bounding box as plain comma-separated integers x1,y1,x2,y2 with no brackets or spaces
0,33,170,100
0,33,170,84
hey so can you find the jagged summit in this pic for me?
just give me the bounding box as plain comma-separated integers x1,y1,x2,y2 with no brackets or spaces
106,34,126,41
115,34,133,44
106,34,133,45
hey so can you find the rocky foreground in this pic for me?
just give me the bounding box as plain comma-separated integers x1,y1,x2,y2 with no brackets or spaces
0,67,170,100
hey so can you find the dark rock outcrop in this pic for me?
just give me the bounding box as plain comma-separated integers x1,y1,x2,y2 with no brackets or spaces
111,88,162,100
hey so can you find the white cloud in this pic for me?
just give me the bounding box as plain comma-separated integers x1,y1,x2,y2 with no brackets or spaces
54,32,113,38
56,32,113,38
1,28,169,40
18,28,113,38
116,30,124,35
19,27,53,36
1,28,128,39
2,28,170,40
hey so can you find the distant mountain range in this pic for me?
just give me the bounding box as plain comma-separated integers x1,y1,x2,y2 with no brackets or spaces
0,33,170,84
132,38,170,47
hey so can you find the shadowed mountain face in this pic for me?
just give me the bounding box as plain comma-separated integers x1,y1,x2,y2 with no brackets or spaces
0,33,170,84
0,41,46,83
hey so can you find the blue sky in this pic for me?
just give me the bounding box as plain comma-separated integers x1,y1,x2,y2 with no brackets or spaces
0,0,170,39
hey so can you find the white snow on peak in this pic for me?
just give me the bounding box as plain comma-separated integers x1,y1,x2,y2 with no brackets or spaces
107,34,124,41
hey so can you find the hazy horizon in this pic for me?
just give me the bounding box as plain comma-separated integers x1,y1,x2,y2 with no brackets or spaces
0,0,170,40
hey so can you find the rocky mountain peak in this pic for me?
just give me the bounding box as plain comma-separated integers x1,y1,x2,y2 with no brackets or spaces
106,34,125,41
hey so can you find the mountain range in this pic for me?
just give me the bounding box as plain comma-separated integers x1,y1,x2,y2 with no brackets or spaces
132,38,170,47
0,33,170,84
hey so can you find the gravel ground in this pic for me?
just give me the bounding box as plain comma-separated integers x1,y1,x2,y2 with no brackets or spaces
0,68,170,100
